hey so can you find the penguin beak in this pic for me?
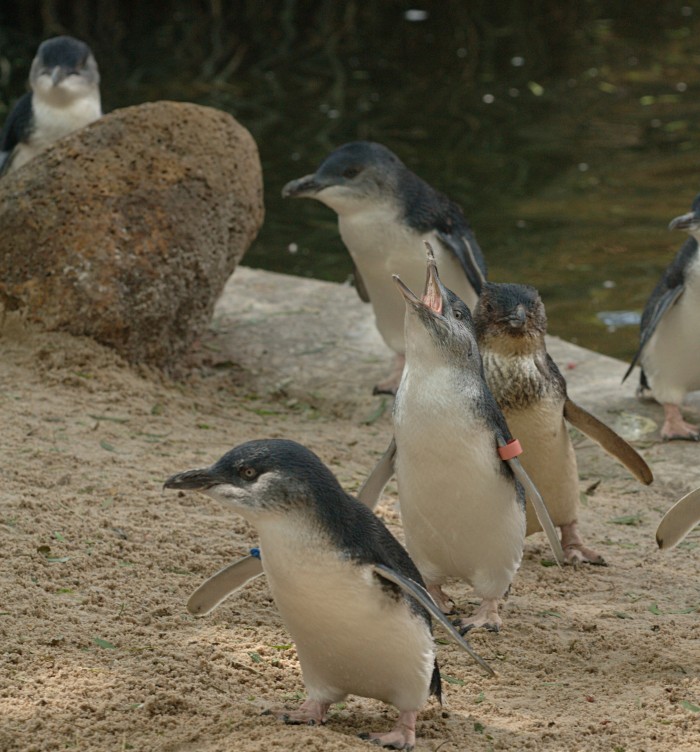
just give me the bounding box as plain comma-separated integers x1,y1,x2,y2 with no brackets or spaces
421,253,444,315
393,250,446,316
668,211,700,232
50,66,70,86
282,174,322,198
164,467,224,491
507,304,527,330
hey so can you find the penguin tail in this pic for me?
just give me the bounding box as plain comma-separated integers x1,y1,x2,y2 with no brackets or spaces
430,661,443,705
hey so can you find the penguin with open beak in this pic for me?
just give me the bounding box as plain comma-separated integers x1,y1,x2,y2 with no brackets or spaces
474,282,653,565
359,247,564,632
164,438,493,750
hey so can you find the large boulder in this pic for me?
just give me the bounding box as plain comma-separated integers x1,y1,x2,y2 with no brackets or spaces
0,101,264,368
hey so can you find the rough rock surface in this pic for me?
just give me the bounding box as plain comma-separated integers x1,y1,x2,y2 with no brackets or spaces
0,100,264,368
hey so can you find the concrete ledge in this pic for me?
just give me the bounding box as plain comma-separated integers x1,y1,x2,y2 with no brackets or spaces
208,266,700,494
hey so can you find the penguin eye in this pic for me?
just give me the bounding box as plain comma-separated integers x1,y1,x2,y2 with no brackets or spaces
342,166,361,179
239,466,258,481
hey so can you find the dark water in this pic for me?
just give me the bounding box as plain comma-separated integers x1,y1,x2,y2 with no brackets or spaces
3,2,700,360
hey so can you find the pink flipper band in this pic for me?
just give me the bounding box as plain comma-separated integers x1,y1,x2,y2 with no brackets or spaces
498,439,522,461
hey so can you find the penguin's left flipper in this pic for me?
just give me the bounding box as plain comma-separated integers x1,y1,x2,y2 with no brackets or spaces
563,398,654,485
353,264,370,303
372,563,495,677
656,487,700,550
498,438,566,566
187,554,264,616
435,230,486,297
622,285,684,383
357,438,396,510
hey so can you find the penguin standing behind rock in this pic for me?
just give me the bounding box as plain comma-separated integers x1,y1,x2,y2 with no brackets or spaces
361,249,565,633
0,35,101,176
282,141,487,394
623,194,700,440
164,438,492,750
474,282,653,565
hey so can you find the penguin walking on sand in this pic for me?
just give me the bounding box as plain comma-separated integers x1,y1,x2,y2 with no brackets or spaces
0,35,101,176
359,248,565,632
164,439,492,750
623,194,700,440
474,282,653,565
282,141,487,394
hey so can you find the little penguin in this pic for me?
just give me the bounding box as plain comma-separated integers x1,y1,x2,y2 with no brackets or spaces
388,251,529,632
282,141,487,394
0,35,101,176
474,282,653,565
164,438,493,750
623,194,700,440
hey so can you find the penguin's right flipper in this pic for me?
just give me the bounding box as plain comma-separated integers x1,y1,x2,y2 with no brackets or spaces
563,399,653,485
622,285,684,383
656,487,700,550
372,563,495,677
357,438,396,509
187,554,264,616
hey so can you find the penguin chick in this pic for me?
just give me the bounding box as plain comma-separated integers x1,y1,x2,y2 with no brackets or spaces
165,438,446,750
475,283,652,564
0,36,101,176
392,257,525,632
475,283,600,565
623,194,700,440
282,141,487,394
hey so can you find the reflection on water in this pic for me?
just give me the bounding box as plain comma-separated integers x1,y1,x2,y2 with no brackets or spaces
2,3,700,361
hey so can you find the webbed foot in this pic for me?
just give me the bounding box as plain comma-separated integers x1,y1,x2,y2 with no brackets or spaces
359,710,417,749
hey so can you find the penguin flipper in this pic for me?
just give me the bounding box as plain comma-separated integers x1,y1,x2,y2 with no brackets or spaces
499,440,566,566
0,92,33,152
353,264,370,303
563,399,653,485
187,554,264,615
435,229,486,296
371,563,495,677
656,487,700,550
357,438,396,509
622,284,684,383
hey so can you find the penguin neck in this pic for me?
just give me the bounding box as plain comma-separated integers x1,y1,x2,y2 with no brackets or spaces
479,330,545,358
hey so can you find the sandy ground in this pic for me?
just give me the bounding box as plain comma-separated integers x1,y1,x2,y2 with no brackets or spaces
1,269,699,752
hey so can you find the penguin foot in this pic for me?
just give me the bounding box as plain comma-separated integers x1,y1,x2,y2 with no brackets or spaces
560,522,607,566
359,710,417,749
275,698,330,725
372,354,405,396
661,404,700,441
426,583,456,614
455,598,501,633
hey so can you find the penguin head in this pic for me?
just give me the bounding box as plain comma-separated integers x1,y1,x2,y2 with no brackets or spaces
30,36,100,105
474,282,547,354
669,193,700,239
164,439,344,523
394,246,479,366
281,141,405,213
